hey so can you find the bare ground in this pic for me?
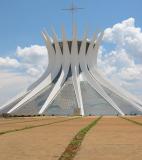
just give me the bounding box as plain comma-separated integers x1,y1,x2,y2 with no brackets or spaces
126,115,142,123
0,117,94,160
74,116,142,160
0,117,66,133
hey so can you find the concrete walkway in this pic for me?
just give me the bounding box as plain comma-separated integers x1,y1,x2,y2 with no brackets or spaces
74,116,142,160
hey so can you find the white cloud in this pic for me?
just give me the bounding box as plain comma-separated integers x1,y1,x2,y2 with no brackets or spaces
26,67,42,77
104,17,142,61
16,45,48,78
99,17,142,97
0,71,29,106
0,17,142,106
118,65,142,81
0,57,20,69
17,45,47,61
0,45,48,106
0,45,48,77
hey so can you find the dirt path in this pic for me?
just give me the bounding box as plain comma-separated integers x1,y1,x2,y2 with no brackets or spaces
74,116,142,160
126,116,142,123
0,117,94,160
0,117,65,133
0,116,64,125
0,117,26,122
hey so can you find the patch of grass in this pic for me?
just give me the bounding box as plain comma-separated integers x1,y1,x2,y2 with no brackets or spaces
121,117,142,126
0,117,80,136
59,116,102,160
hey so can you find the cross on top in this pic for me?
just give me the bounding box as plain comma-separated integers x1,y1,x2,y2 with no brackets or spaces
62,0,84,34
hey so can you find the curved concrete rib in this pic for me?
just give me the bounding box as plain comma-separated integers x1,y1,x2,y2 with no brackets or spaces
82,70,125,115
93,31,104,65
87,32,97,56
71,64,84,116
39,27,70,114
81,67,125,115
80,34,125,116
28,32,55,91
4,26,142,116
5,32,56,113
8,32,62,114
87,32,142,112
0,91,28,112
7,77,52,114
87,31,104,68
71,25,85,116
90,68,142,112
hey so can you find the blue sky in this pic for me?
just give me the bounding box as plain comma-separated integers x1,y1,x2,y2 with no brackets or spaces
0,0,142,55
0,0,142,105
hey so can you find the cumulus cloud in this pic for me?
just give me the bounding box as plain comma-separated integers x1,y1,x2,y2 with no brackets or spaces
0,45,48,106
0,45,48,77
17,45,48,77
26,67,42,77
0,17,142,105
0,57,20,69
98,17,142,97
118,65,142,81
104,17,142,61
16,45,47,64
0,71,29,106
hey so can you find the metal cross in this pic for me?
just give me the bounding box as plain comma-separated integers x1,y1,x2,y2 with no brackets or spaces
62,0,84,34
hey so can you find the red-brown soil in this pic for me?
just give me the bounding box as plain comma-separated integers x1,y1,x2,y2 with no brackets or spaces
74,116,142,160
0,117,94,160
0,116,65,133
